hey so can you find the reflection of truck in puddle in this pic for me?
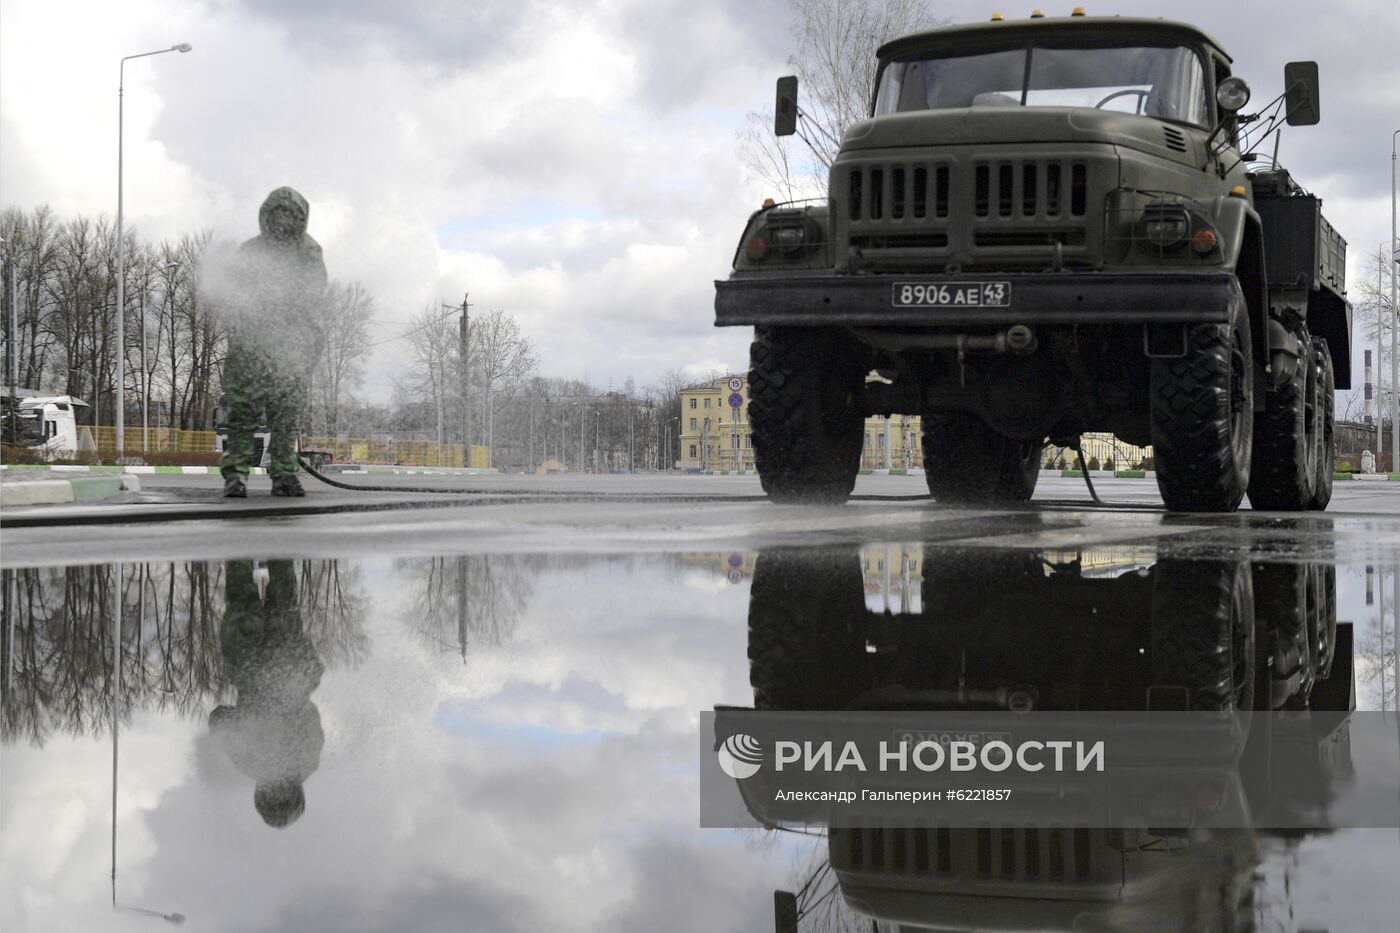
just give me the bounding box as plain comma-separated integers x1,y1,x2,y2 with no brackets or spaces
730,546,1353,932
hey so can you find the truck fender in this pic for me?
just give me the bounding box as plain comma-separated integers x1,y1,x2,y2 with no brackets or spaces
1212,196,1269,408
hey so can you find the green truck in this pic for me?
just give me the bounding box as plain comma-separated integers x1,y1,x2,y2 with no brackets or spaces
714,13,1350,512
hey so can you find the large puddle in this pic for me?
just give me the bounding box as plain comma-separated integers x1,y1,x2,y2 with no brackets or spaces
2,546,1397,931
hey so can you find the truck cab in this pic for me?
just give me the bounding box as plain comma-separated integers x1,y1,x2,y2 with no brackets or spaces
12,395,92,460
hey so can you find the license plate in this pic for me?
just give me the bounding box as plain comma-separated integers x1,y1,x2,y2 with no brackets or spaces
892,729,1013,748
893,282,1011,308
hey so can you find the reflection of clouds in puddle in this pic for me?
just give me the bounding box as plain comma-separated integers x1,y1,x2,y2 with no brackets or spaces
1338,563,1400,711
1,553,786,932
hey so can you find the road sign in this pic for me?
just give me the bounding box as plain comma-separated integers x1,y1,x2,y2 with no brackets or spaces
728,392,743,408
728,376,743,391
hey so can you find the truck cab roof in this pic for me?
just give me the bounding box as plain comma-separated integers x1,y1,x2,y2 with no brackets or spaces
20,395,90,411
878,16,1230,64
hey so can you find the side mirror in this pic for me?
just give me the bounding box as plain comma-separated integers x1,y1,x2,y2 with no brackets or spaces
775,76,798,137
1284,61,1320,126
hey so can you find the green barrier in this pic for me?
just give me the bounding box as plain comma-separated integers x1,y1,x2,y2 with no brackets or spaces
68,477,125,502
1115,470,1147,478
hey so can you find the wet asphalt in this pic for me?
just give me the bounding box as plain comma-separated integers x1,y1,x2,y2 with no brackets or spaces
1,472,1398,931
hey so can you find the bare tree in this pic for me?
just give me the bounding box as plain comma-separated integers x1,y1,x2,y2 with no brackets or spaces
402,302,459,456
738,0,945,199
309,280,375,435
1347,248,1399,428
470,307,537,465
647,369,689,468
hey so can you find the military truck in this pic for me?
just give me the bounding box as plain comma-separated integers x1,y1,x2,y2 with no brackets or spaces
714,13,1350,512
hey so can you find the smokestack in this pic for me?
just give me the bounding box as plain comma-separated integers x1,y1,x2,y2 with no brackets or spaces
1366,349,1375,424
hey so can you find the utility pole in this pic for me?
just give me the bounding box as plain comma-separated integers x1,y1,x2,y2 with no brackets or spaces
1381,245,1386,457
579,403,585,472
444,294,471,468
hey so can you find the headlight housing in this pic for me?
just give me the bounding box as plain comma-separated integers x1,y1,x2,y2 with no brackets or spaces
1139,203,1192,252
733,206,829,270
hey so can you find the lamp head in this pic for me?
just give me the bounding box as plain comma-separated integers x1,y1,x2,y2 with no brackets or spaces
173,43,192,53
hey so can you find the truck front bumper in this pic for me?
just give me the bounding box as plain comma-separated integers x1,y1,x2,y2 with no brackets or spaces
714,271,1234,328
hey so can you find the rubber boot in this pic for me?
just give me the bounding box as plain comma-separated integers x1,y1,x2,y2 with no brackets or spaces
271,474,305,498
224,476,248,498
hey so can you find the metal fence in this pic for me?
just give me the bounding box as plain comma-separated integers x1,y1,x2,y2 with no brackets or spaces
69,428,490,468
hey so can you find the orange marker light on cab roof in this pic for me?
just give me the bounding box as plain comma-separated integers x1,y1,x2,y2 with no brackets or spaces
1030,9,1045,17
762,198,775,207
990,11,1005,20
1071,6,1086,15
1229,185,1248,197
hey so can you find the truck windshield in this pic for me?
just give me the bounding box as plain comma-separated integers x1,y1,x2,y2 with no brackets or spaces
17,409,45,444
875,44,1209,127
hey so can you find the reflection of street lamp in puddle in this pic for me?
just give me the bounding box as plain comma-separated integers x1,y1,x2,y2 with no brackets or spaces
111,561,185,924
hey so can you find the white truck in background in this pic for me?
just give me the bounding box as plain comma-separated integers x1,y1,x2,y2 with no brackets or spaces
8,395,94,460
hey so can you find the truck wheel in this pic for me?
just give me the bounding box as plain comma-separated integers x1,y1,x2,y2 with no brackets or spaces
921,412,1041,503
1305,338,1334,510
1150,281,1252,512
1246,333,1316,511
748,327,864,504
748,549,868,709
1150,559,1255,712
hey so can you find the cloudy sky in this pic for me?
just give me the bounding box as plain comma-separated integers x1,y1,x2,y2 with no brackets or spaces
2,0,1398,402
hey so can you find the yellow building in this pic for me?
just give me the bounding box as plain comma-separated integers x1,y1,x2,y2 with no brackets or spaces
677,374,1150,473
677,374,926,472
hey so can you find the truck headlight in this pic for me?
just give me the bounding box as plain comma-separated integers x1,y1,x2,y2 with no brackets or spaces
769,224,806,254
1139,203,1191,251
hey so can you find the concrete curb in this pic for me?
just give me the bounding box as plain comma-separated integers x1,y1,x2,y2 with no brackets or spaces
1,473,140,507
1,464,265,475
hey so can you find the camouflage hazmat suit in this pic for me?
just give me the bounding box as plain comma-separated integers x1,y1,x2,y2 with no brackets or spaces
209,559,325,828
219,187,328,483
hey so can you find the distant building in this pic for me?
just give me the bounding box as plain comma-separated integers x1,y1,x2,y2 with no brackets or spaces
677,374,925,471
676,374,1155,472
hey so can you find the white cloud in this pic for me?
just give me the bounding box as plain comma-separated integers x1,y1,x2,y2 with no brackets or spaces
4,0,1397,404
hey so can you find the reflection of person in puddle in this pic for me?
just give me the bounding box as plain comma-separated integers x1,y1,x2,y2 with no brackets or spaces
210,560,324,828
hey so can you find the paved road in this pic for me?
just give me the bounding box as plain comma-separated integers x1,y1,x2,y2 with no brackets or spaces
3,471,1400,566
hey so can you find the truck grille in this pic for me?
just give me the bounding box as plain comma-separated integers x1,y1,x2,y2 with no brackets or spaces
839,154,1103,270
833,825,1095,881
847,161,1087,223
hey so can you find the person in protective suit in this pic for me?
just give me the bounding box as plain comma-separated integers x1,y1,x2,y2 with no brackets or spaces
220,186,327,497
209,560,325,828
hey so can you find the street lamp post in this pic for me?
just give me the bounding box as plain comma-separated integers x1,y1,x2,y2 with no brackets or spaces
0,236,17,393
1391,129,1399,468
594,410,602,473
116,43,191,460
